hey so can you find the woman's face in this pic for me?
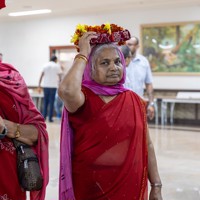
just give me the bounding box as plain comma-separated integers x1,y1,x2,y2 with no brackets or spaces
92,47,123,85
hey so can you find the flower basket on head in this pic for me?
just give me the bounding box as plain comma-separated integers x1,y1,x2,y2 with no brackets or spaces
71,23,131,46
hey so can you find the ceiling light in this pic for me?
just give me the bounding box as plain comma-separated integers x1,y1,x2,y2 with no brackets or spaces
8,9,51,17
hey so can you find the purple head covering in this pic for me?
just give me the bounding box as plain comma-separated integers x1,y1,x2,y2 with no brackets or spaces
82,43,128,95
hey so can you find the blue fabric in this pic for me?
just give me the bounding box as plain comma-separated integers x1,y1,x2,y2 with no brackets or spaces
54,92,63,118
43,87,57,121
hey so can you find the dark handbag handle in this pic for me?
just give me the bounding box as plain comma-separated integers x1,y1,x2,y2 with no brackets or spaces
13,139,29,149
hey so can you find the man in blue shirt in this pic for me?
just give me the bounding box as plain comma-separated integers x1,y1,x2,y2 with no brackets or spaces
126,36,155,120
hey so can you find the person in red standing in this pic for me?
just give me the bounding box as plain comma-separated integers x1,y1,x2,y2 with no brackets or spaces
58,23,163,200
0,62,49,200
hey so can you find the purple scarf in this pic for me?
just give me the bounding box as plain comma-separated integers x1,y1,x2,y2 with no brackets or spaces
59,44,128,200
82,43,128,95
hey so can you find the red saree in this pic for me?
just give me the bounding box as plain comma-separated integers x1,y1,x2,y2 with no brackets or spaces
0,0,5,9
0,63,49,200
68,86,148,200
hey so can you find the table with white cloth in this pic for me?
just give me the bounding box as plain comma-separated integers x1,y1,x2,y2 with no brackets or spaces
161,92,200,125
29,89,44,112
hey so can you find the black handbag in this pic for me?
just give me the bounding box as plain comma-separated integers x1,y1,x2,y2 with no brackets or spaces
13,139,43,191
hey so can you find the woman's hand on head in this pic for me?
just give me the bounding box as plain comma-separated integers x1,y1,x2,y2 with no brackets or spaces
78,31,98,57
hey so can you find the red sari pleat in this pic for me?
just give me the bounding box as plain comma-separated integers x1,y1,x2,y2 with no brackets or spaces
69,87,148,200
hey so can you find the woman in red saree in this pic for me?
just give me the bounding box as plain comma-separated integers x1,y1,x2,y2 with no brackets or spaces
59,27,162,200
0,62,49,200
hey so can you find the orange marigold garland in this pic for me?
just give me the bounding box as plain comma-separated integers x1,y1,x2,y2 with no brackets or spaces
70,23,131,47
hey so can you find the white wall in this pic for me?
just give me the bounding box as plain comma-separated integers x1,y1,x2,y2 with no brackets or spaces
0,6,200,89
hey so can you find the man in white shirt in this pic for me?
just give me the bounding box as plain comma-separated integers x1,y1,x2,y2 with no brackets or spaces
38,55,62,122
126,37,155,120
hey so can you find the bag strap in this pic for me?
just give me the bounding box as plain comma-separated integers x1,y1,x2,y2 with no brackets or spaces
12,139,31,155
13,139,30,148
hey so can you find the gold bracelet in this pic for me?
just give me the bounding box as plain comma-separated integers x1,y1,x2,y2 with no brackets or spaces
150,183,162,188
15,123,21,138
74,54,88,63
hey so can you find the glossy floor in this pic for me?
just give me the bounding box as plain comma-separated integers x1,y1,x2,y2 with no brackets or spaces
45,121,200,200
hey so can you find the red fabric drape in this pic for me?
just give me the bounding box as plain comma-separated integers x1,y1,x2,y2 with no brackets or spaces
0,0,5,9
68,87,148,200
0,90,26,199
0,62,49,200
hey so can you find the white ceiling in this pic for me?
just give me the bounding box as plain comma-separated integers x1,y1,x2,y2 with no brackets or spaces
1,0,200,22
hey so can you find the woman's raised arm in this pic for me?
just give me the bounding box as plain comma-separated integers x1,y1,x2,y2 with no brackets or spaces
58,32,97,113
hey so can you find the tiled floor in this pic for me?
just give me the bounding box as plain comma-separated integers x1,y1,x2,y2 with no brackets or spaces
45,121,200,200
